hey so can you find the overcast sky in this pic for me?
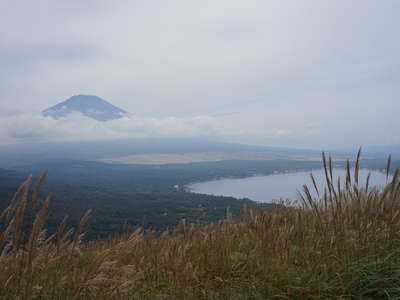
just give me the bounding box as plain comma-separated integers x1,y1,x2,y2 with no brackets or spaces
0,1,399,148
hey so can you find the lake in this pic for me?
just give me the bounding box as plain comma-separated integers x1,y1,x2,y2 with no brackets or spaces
188,168,390,203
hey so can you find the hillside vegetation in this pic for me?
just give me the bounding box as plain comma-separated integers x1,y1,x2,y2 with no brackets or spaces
6,159,320,239
1,151,400,299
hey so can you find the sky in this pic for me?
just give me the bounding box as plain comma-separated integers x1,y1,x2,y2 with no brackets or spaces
0,0,399,148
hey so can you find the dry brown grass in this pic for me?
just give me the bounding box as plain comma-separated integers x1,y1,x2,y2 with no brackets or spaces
1,150,400,299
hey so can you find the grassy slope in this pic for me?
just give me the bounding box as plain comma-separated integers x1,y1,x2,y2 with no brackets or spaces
1,153,400,299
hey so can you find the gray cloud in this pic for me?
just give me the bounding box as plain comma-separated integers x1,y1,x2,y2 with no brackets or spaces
0,0,399,148
0,112,298,145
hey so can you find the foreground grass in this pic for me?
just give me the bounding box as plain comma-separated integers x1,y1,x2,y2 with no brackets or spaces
1,151,400,299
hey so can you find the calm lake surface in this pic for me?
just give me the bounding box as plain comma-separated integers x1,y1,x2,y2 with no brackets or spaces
188,169,390,203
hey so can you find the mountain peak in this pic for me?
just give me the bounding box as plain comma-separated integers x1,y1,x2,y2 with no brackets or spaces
42,95,129,121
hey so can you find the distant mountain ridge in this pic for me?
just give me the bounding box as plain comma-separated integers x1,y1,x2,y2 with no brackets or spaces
42,95,128,121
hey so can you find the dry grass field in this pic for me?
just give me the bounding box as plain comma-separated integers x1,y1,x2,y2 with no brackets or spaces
1,150,400,299
99,151,323,165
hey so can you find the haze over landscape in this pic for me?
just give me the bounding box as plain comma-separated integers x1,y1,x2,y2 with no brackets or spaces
1,2,400,298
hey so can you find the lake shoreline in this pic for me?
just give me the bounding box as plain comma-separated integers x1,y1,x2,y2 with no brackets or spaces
187,168,389,203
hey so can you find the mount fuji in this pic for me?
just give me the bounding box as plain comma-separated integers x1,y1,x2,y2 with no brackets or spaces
42,95,129,121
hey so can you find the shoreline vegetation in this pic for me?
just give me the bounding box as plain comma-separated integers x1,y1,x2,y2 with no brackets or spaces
1,150,400,299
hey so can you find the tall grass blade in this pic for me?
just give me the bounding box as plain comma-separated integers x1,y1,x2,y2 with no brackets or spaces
355,147,362,185
386,154,392,183
29,171,48,217
310,173,320,199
